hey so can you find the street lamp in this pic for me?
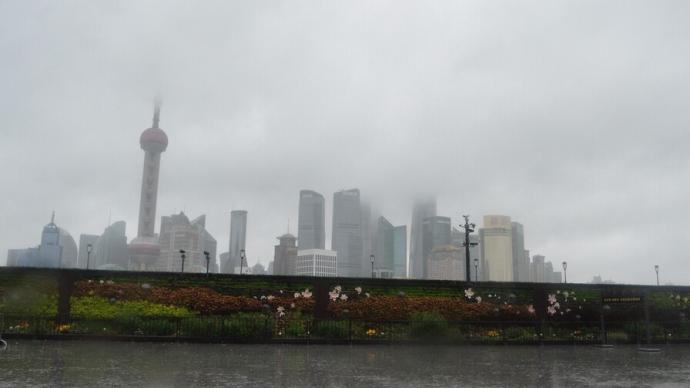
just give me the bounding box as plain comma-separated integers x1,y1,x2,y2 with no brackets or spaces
473,257,479,282
370,254,375,278
203,251,210,274
86,243,92,270
562,261,568,283
240,249,245,275
460,215,478,282
179,249,186,273
654,265,659,286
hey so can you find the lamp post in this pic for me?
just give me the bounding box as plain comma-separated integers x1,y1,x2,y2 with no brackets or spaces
370,254,375,278
562,261,568,283
240,249,245,275
473,257,479,282
86,243,92,270
654,265,659,286
179,249,186,273
204,251,210,274
460,215,478,282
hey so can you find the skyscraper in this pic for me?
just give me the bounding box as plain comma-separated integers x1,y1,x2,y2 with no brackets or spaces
128,101,168,270
273,233,297,276
373,216,395,278
91,221,129,270
511,222,530,282
410,198,437,279
224,210,247,274
392,225,407,278
530,254,546,282
421,216,451,278
7,213,77,268
331,189,363,278
479,215,514,282
297,190,325,250
427,245,465,281
156,212,217,273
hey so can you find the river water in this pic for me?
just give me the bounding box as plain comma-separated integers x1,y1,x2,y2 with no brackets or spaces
1,340,689,387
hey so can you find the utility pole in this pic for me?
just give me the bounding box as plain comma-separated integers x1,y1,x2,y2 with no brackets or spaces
460,215,478,282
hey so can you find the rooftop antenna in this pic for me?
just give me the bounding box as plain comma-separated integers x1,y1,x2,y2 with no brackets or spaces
152,95,162,129
50,211,55,224
287,218,290,234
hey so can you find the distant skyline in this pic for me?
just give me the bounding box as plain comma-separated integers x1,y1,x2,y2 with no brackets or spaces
2,1,690,285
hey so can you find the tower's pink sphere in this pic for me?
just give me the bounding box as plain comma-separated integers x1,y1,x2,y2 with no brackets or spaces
140,127,168,153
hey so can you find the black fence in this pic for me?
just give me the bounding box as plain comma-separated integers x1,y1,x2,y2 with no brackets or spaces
3,314,690,345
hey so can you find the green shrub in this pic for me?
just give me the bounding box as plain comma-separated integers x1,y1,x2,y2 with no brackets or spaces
224,313,270,340
409,311,448,339
71,296,194,320
313,320,348,339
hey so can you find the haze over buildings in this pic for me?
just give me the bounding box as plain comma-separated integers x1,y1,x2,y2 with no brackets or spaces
2,2,689,285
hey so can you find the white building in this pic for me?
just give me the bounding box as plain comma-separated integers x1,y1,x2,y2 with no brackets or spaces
296,249,337,277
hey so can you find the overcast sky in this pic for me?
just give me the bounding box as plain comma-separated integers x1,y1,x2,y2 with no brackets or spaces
1,1,689,285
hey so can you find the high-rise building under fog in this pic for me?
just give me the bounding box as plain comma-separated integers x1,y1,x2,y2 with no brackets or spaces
422,216,451,278
223,210,247,273
410,198,437,279
393,225,407,278
331,189,363,277
479,215,514,282
297,190,325,250
511,222,530,282
156,212,217,273
273,233,297,276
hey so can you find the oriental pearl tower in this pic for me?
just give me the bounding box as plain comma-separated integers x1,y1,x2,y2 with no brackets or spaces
128,100,168,270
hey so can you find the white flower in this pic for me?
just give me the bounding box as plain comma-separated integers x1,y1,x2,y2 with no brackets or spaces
329,291,339,301
290,303,296,308
547,306,557,315
548,294,557,304
563,291,569,298
278,312,285,317
553,302,560,309
684,297,688,303
355,287,362,294
676,295,682,300
527,305,535,314
365,292,370,298
302,289,312,299
106,280,114,285
488,294,492,298
557,290,561,294
334,285,342,293
99,280,104,284
573,297,577,301
294,292,300,298
267,295,275,301
566,308,571,313
276,306,285,313
464,288,475,298
141,283,151,289
476,296,482,303
340,294,348,301
260,295,266,300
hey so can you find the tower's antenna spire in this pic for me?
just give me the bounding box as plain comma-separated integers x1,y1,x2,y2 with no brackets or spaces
152,96,162,128
287,218,290,234
50,211,55,224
